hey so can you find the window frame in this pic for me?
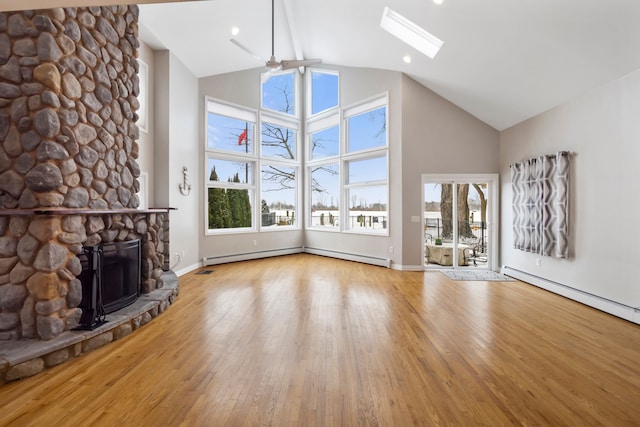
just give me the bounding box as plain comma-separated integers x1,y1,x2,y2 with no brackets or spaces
305,68,340,120
204,97,258,235
306,160,341,232
305,75,341,231
260,69,301,119
305,91,389,235
259,161,301,231
259,111,300,162
258,108,301,231
204,74,390,237
341,94,389,235
306,114,341,162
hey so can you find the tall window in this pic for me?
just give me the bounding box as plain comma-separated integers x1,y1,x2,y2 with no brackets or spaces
205,100,256,232
343,98,388,233
306,68,389,234
260,71,300,229
260,116,299,228
306,71,341,231
205,71,301,233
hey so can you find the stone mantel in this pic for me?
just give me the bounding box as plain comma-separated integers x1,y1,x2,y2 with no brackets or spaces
0,208,175,216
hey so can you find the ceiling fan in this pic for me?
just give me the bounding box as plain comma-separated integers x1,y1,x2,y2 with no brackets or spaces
230,0,321,71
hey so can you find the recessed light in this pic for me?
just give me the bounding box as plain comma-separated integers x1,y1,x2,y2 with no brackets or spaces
231,26,240,36
403,55,412,64
433,0,444,5
380,7,443,59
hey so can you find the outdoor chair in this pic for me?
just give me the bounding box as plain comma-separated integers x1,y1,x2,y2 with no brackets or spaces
463,239,487,266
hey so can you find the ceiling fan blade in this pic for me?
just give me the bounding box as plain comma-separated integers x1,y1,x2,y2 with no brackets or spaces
280,58,323,70
230,38,263,61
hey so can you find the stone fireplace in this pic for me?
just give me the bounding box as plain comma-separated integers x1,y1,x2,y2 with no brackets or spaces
77,238,142,327
0,4,177,378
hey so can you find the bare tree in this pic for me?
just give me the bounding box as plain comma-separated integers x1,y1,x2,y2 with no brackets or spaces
440,184,474,239
371,107,387,141
262,164,296,190
262,80,339,196
261,123,295,160
472,183,487,225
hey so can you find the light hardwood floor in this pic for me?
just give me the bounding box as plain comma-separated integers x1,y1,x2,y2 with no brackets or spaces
1,253,639,426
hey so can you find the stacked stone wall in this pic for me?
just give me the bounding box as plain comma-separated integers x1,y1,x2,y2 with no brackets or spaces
0,7,168,342
0,6,141,210
83,211,166,293
0,214,84,340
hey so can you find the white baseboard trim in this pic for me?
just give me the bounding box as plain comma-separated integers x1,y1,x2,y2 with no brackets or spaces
304,247,391,268
391,264,424,271
174,261,202,277
202,247,304,267
502,266,640,325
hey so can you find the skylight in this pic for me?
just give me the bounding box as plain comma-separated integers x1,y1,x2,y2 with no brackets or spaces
380,7,443,59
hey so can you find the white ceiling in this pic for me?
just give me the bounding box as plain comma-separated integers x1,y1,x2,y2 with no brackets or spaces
137,0,640,131
5,0,640,130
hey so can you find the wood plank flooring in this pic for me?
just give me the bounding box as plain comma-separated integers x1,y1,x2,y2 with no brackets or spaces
1,253,639,426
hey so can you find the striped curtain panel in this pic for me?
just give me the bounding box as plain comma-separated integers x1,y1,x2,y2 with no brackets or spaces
511,152,570,258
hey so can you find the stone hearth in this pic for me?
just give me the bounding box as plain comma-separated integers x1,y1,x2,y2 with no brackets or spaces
1,270,177,384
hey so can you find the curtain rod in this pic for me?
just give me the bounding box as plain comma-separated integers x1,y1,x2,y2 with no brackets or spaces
509,151,571,167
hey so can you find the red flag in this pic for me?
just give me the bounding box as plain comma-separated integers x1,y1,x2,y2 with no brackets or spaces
238,129,247,145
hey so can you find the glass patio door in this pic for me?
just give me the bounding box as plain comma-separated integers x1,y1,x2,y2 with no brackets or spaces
423,175,497,270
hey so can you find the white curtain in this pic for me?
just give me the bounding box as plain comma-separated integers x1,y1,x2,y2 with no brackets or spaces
511,152,570,258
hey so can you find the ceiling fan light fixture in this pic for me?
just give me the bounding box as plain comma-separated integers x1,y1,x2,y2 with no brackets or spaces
380,6,443,59
266,55,283,71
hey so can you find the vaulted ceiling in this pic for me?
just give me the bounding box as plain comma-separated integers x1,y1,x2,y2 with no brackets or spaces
5,0,640,130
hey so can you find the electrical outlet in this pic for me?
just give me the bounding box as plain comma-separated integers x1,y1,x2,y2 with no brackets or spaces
389,246,394,253
535,258,541,267
182,250,185,258
253,240,257,246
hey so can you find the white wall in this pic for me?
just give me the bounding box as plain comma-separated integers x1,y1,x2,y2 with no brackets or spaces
154,50,200,274
500,68,640,308
400,75,500,268
137,41,154,208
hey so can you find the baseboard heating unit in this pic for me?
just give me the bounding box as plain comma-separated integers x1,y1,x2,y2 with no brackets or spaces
202,247,303,266
304,247,391,268
502,266,640,325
